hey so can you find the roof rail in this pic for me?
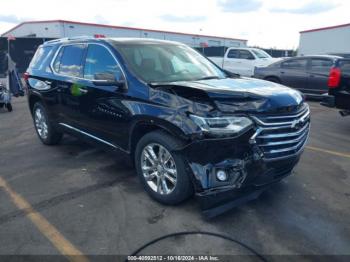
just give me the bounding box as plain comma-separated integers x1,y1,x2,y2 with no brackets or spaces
44,36,94,44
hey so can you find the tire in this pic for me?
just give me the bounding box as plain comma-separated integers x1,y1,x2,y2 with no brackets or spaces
6,103,12,112
135,130,193,205
265,76,281,84
0,103,4,108
33,102,63,145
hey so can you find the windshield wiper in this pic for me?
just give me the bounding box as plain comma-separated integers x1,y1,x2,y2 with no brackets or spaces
196,76,221,81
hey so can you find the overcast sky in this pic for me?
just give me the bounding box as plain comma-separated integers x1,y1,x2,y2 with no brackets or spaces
0,0,348,49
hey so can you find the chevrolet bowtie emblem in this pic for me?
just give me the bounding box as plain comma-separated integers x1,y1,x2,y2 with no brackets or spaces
291,118,305,129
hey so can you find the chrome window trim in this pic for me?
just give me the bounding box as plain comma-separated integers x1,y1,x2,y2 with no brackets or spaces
50,42,128,89
58,123,129,153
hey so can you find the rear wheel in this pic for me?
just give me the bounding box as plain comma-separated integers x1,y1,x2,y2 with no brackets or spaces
135,131,193,205
33,102,63,145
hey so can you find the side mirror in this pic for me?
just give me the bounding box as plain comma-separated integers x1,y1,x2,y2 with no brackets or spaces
92,72,126,90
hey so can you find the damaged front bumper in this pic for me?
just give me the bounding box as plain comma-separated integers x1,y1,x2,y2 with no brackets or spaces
177,129,303,218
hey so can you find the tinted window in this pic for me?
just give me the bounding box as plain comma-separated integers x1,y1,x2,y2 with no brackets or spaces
29,46,54,71
282,59,307,70
54,44,85,77
227,50,239,58
310,59,333,72
83,45,123,80
239,50,254,60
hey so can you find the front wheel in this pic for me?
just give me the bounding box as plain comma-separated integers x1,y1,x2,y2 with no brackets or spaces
33,102,63,145
135,131,193,205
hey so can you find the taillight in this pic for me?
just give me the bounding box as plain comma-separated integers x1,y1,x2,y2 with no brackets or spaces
328,67,341,88
23,72,29,81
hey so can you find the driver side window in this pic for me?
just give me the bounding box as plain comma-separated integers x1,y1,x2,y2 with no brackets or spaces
83,44,123,81
239,50,255,60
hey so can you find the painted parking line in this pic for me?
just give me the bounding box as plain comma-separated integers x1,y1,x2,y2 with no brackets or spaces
0,177,88,262
306,146,350,159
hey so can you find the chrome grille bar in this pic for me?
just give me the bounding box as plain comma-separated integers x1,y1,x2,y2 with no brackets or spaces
251,104,310,161
251,106,310,126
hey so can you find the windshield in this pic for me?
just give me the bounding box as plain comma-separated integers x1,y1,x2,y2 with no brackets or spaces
115,43,226,83
251,49,271,59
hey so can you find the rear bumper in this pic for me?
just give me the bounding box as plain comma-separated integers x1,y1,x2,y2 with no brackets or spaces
320,94,336,108
321,92,350,112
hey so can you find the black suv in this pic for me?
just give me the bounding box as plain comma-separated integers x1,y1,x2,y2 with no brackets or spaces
25,37,310,216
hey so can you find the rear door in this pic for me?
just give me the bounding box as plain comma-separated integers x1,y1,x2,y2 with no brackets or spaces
307,58,333,95
51,43,87,128
223,49,241,75
280,58,309,91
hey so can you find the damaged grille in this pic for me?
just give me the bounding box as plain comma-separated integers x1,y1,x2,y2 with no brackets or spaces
251,104,310,161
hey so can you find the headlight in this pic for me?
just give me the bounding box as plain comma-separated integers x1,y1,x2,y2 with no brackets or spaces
189,115,253,137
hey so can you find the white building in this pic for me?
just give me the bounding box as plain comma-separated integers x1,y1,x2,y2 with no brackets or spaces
298,23,350,56
1,20,247,48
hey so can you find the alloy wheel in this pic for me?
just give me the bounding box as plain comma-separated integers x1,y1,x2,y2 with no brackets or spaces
141,143,177,195
34,107,49,140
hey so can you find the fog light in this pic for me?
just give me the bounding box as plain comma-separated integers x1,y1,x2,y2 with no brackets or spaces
216,170,228,181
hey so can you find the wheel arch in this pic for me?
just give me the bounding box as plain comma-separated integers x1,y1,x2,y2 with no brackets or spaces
28,93,43,115
264,75,281,83
129,118,189,158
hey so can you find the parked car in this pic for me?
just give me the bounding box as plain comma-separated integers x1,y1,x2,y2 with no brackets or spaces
321,59,350,116
254,55,347,96
25,37,310,216
208,47,281,77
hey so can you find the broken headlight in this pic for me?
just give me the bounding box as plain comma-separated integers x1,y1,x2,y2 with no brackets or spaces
189,115,253,137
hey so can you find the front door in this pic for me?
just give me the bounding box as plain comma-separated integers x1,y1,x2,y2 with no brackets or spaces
77,43,129,148
51,43,87,129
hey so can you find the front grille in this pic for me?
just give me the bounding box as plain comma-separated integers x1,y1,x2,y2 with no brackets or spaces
251,104,310,161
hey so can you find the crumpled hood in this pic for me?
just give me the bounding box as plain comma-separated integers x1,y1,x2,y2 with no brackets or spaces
168,77,304,114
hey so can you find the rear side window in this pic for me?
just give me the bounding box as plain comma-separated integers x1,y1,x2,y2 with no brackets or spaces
53,44,85,77
310,59,333,72
83,44,123,80
282,59,307,70
227,50,239,58
29,46,54,71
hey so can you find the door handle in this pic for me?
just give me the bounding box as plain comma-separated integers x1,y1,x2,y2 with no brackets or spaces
280,71,285,74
